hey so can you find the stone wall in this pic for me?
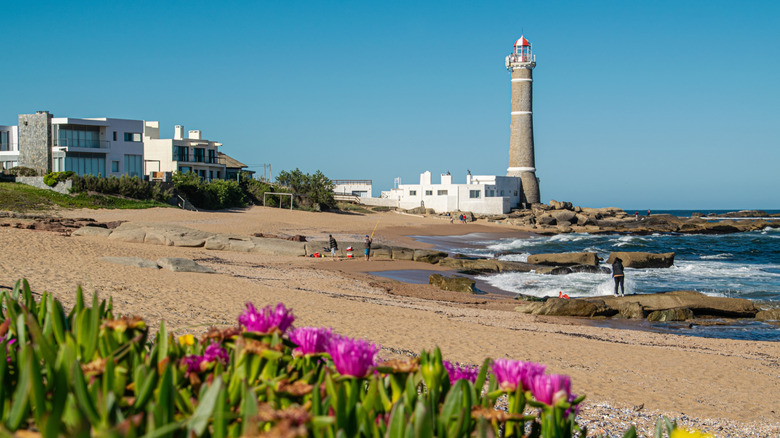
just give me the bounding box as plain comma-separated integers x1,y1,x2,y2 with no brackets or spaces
359,197,399,208
16,176,72,195
18,112,52,175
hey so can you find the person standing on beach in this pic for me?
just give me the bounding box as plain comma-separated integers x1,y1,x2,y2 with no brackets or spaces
364,234,372,261
612,257,625,297
328,234,339,261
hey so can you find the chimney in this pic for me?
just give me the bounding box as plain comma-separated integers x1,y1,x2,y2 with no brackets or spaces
188,130,201,140
174,125,184,140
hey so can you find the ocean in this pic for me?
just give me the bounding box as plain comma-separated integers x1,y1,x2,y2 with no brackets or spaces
407,209,780,341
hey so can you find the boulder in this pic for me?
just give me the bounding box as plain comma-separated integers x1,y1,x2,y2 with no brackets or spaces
107,226,148,244
413,249,448,264
438,258,538,273
249,237,306,256
755,309,780,321
551,210,576,223
100,257,160,269
618,301,645,319
591,291,758,318
647,307,694,322
515,298,614,317
556,224,573,233
204,235,231,250
72,226,113,237
537,215,556,226
527,252,599,267
156,258,216,274
369,248,392,259
391,248,415,261
607,252,675,268
575,214,596,226
428,274,476,293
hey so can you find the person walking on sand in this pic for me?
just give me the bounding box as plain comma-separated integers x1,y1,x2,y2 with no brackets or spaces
612,257,625,297
364,234,373,261
328,234,340,261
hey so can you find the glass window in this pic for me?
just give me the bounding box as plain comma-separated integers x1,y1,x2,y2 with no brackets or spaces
113,131,117,141
124,155,142,177
409,190,417,196
124,132,141,142
194,148,205,162
0,131,9,151
208,149,216,163
112,161,119,172
425,190,432,196
437,190,448,196
173,146,189,162
65,152,105,176
469,190,481,199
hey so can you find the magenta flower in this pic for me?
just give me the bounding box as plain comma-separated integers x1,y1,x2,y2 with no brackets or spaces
289,327,333,356
491,359,546,391
530,373,572,406
443,360,480,385
325,335,380,378
183,341,229,374
239,302,295,334
1,336,15,363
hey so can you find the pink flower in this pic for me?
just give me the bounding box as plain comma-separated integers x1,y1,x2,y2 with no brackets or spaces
239,303,295,334
1,336,15,363
183,341,229,374
443,360,480,385
325,335,380,378
289,327,333,356
491,359,546,391
530,374,572,406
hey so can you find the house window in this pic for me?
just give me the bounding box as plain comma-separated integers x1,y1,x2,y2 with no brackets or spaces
487,190,495,197
409,190,417,196
123,132,141,142
216,171,220,179
500,190,504,196
469,190,481,199
65,152,105,176
179,166,192,173
112,131,117,141
425,190,433,196
0,131,9,151
173,146,189,162
194,148,205,163
124,155,142,177
111,161,120,172
208,149,216,163
514,191,518,196
437,190,448,196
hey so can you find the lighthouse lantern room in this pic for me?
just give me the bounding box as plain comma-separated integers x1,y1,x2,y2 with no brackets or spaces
505,36,535,69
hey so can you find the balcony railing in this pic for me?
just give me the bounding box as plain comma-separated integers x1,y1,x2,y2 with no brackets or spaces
53,138,110,149
173,152,220,164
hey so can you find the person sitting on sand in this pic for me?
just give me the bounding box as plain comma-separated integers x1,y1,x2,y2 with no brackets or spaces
612,257,625,297
328,234,339,261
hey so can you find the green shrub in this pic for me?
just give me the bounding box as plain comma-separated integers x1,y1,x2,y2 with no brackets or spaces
172,171,247,210
70,174,172,203
276,168,336,210
43,171,75,187
4,166,38,177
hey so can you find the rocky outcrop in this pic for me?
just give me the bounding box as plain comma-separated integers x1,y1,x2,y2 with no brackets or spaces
527,252,599,267
428,274,476,293
156,257,216,274
607,252,675,268
516,291,758,319
437,258,538,273
100,257,160,269
755,309,780,321
647,307,694,322
413,249,449,264
515,297,614,318
0,217,122,236
545,265,611,275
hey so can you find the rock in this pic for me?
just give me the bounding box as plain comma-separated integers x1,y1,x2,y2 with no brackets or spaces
755,309,780,321
569,265,611,274
619,301,645,319
556,223,573,233
607,252,675,268
428,274,476,293
204,235,230,250
549,200,563,209
575,214,596,226
72,226,113,237
537,215,556,226
413,249,448,264
100,257,160,269
391,248,415,261
719,210,769,218
515,298,614,317
547,266,572,275
287,235,307,242
407,207,436,215
108,223,214,247
249,237,306,256
370,248,392,259
527,252,599,266
552,210,576,223
592,291,758,318
156,257,216,274
647,307,694,322
108,226,148,244
438,258,538,273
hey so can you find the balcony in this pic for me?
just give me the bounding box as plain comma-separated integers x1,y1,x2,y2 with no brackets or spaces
172,152,221,165
53,138,110,151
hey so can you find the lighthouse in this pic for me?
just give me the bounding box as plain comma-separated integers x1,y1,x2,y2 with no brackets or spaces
505,36,540,206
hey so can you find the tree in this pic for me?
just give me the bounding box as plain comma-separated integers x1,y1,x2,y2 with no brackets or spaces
276,168,336,210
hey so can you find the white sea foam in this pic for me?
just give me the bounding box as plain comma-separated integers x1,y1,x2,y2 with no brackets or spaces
487,238,540,251
498,253,530,263
699,253,734,260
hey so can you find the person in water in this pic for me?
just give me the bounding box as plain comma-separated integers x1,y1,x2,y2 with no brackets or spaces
612,257,625,297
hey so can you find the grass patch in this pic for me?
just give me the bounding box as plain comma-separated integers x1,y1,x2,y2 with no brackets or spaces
336,201,375,214
0,182,172,211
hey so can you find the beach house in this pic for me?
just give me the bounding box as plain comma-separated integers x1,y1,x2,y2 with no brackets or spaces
142,122,226,181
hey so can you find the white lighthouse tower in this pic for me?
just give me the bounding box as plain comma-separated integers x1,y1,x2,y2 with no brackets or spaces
505,36,540,206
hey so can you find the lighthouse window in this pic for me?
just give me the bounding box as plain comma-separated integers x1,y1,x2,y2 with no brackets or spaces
469,190,481,199
409,190,416,196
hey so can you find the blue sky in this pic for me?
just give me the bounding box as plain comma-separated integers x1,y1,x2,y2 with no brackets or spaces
3,1,778,209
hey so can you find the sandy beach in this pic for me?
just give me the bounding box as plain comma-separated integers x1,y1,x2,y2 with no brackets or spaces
2,206,778,436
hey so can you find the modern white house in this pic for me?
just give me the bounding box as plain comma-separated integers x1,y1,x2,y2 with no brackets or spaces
143,122,226,181
0,125,19,170
332,180,372,198
379,171,522,215
1,112,145,177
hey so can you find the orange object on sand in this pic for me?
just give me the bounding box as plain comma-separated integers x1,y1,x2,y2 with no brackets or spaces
558,291,570,299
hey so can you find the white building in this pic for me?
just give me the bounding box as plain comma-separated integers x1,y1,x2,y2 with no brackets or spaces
2,114,145,177
380,171,522,215
0,125,19,170
332,179,372,197
143,122,226,181
51,117,145,177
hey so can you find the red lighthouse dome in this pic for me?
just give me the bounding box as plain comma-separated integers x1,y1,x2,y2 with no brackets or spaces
514,36,530,47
